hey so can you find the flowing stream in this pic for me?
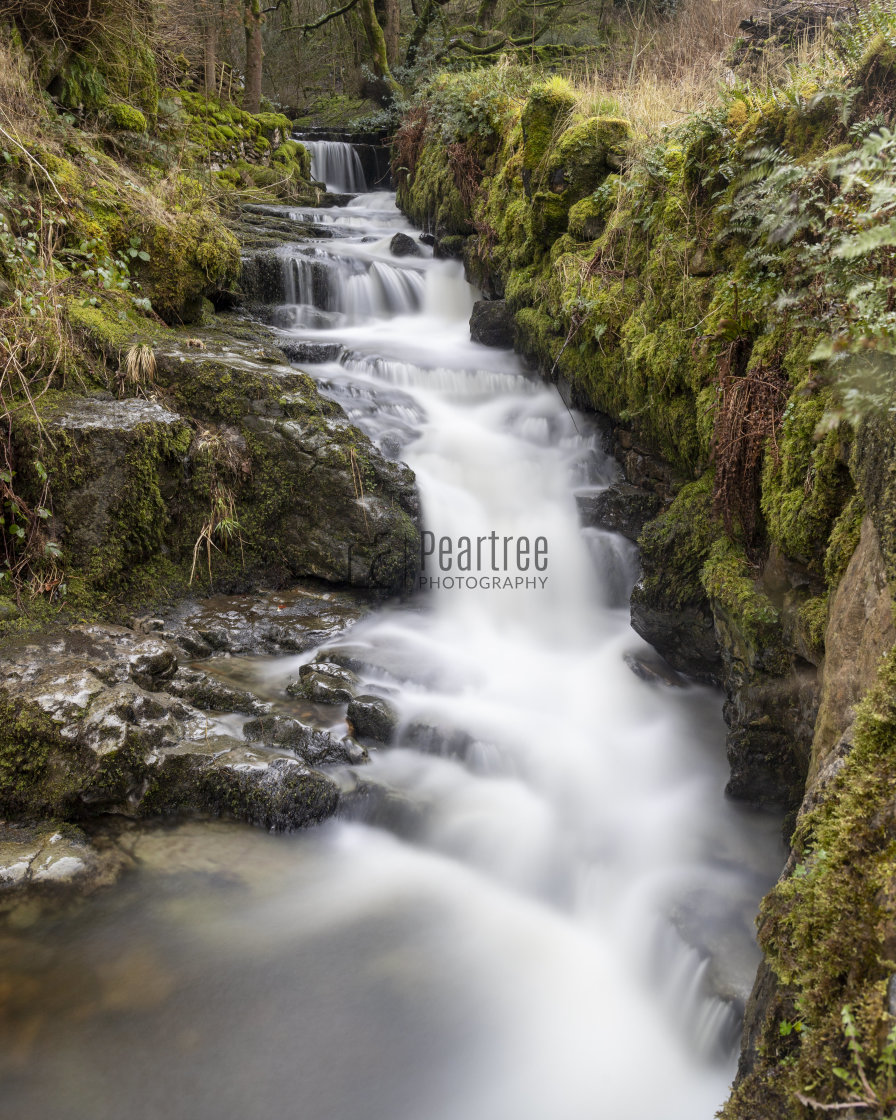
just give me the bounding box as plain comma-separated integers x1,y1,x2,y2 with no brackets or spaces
0,146,786,1120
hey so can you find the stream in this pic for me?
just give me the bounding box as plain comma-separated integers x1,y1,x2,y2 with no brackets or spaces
0,143,786,1120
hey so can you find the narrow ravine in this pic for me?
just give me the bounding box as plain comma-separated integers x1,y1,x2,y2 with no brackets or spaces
0,145,786,1120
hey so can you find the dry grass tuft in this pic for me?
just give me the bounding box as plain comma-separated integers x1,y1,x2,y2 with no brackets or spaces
119,344,157,396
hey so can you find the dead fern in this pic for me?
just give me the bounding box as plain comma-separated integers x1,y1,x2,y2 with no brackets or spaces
392,105,428,188
447,141,483,211
711,340,789,554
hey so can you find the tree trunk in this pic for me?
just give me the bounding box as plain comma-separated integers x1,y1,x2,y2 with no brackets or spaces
244,0,263,113
384,0,399,64
202,17,218,96
358,0,398,88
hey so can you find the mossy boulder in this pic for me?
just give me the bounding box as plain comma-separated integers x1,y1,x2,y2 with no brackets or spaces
151,339,420,596
0,625,340,829
530,117,630,246
520,77,577,193
144,212,241,324
106,103,147,133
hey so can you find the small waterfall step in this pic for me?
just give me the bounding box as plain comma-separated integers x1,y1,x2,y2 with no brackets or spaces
301,138,367,193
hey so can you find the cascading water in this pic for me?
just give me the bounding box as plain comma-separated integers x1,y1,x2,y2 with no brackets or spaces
303,138,367,192
0,144,786,1120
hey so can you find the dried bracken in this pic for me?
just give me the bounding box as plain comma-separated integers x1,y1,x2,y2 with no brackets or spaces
392,105,428,188
712,340,789,554
447,141,482,210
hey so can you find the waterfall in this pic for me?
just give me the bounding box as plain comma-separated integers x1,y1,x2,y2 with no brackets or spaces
303,139,367,192
276,244,425,325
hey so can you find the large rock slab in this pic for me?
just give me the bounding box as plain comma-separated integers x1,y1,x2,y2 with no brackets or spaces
0,618,358,830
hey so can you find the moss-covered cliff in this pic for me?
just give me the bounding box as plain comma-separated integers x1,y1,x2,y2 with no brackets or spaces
392,40,896,1119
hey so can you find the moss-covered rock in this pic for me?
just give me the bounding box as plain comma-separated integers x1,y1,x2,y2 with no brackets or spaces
144,212,241,324
0,624,342,829
106,103,147,133
630,475,722,680
520,77,577,193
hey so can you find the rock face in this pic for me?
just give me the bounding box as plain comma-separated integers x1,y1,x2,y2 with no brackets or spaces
808,517,895,779
14,332,421,603
347,694,398,743
469,299,515,348
725,520,896,1119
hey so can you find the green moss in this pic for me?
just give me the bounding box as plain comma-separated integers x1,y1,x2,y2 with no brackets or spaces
637,475,718,610
400,141,472,236
253,112,292,137
799,592,829,654
727,644,896,1119
0,695,81,817
702,535,782,654
546,116,630,196
145,212,240,324
761,383,852,570
66,293,163,357
824,493,865,588
568,177,620,241
107,103,147,133
520,77,577,186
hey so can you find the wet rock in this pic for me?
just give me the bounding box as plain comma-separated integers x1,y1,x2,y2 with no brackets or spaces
613,428,682,500
390,232,422,258
577,483,664,542
0,623,346,829
623,652,685,688
167,586,369,657
403,721,473,759
0,822,128,897
11,397,189,588
469,299,515,348
288,660,359,704
164,666,269,715
145,748,339,830
243,715,359,765
340,736,368,765
630,596,722,683
153,339,421,596
347,694,398,743
278,340,343,364
318,640,461,689
434,234,467,260
338,776,424,836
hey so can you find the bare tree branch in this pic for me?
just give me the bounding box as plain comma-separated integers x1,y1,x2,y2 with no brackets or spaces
281,0,360,35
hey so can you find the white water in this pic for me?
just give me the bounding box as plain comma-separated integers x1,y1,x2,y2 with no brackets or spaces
0,160,785,1120
259,183,785,1114
304,138,367,192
